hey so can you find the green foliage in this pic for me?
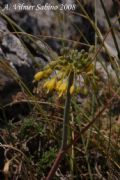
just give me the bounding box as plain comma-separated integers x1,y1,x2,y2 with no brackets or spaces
19,117,44,139
37,148,57,177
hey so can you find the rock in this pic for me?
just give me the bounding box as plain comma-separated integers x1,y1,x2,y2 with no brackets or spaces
95,0,120,59
0,0,81,52
83,0,120,59
0,17,31,104
0,16,49,104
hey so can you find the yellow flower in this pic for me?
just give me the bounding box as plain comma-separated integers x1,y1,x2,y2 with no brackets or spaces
34,71,44,81
70,84,75,94
58,82,67,97
43,78,56,92
44,68,52,77
55,80,63,90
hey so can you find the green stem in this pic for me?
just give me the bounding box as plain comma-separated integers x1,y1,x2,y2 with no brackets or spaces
46,72,74,179
61,72,74,150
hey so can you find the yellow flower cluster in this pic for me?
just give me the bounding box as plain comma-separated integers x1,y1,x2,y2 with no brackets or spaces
34,63,76,96
33,48,95,97
43,78,75,97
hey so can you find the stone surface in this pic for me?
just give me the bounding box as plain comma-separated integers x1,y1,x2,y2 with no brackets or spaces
96,0,120,59
0,16,49,104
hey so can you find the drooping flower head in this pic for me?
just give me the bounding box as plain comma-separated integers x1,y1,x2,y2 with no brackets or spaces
34,47,95,97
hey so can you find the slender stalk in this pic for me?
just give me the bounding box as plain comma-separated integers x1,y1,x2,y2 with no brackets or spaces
70,113,75,179
61,72,74,149
46,72,74,179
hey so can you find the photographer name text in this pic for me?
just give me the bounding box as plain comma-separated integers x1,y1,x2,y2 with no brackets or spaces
2,3,76,11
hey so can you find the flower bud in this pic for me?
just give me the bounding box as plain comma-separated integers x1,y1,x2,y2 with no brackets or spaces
58,82,67,97
34,71,44,81
46,78,56,92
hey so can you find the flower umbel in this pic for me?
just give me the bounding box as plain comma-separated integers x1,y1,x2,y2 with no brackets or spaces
34,47,96,97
